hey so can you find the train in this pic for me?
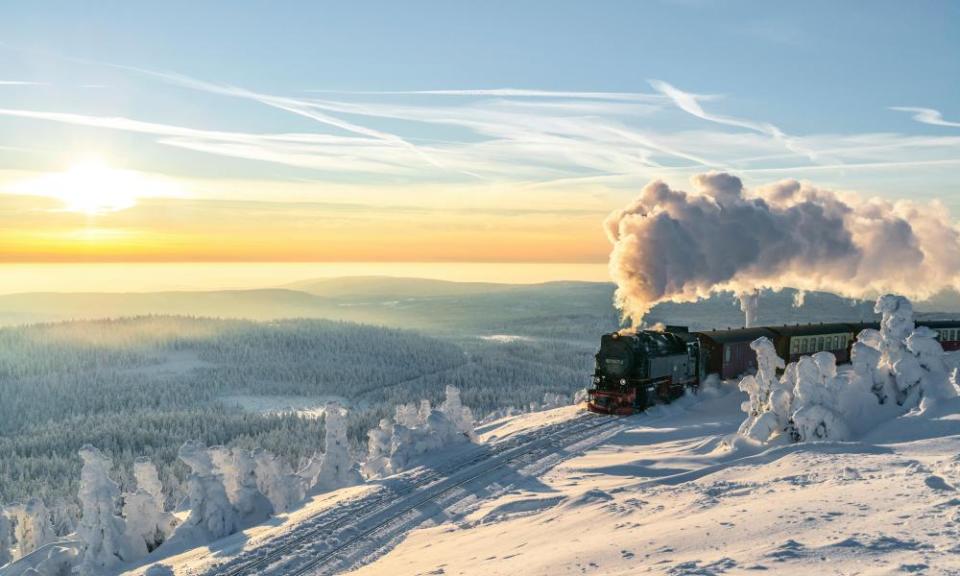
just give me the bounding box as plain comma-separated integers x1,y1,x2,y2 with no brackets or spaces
587,320,960,415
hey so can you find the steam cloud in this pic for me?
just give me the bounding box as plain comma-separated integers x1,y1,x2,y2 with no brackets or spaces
606,172,960,326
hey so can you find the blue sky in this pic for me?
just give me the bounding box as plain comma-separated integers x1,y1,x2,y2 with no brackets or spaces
0,1,957,263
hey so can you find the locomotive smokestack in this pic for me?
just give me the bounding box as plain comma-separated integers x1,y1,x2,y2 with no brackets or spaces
605,172,960,327
738,290,759,328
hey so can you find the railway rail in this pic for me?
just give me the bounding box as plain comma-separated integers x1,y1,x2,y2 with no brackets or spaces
212,412,622,576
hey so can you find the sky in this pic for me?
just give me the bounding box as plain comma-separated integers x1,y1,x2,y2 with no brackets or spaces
0,0,957,268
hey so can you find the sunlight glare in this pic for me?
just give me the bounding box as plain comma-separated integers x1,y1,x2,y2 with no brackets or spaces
13,158,183,215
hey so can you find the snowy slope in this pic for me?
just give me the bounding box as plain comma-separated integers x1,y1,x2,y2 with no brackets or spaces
128,379,959,576
347,388,960,576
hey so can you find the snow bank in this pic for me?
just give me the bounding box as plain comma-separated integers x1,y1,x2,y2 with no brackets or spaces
363,386,476,479
736,294,958,445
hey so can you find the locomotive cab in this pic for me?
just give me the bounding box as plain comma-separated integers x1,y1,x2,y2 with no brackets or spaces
588,330,696,414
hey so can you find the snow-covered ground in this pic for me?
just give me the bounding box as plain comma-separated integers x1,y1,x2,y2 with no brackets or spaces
350,391,959,576
124,378,959,576
219,395,352,417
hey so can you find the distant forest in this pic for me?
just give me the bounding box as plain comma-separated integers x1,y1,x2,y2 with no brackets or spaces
3,280,925,514
0,316,598,509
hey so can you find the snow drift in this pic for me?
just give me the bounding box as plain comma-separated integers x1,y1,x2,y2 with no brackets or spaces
606,172,960,326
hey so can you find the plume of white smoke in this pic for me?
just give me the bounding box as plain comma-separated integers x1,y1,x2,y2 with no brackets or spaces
737,290,760,327
606,172,960,326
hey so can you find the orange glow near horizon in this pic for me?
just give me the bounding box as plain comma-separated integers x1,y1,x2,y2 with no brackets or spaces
0,177,613,263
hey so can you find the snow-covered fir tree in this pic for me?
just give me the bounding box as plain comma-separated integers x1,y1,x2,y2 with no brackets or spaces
178,441,239,540
76,446,144,575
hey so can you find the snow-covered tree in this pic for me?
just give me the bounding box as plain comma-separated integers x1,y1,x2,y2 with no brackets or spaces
178,441,238,540
76,446,144,575
123,458,176,552
0,507,12,566
299,403,361,493
791,356,849,441
905,327,957,402
365,393,475,478
737,337,791,442
49,499,76,538
855,295,956,408
253,450,304,514
362,418,394,479
876,295,915,367
11,497,56,560
440,386,476,440
208,447,272,523
134,458,165,510
851,328,887,403
394,403,421,427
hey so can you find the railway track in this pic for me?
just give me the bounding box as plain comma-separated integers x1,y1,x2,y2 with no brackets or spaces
211,412,623,576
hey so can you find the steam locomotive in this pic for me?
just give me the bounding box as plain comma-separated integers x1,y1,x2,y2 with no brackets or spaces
587,320,960,415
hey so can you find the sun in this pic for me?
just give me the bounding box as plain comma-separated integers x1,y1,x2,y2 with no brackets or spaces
52,159,142,214
12,158,182,215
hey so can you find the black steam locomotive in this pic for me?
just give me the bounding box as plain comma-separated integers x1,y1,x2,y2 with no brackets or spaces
587,320,960,415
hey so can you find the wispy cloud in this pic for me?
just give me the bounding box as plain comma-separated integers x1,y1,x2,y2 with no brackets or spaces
648,79,822,163
305,88,668,101
890,106,960,128
0,64,957,193
0,80,45,86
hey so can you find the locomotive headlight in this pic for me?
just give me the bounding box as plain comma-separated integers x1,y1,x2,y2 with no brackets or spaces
593,376,600,384
619,378,627,385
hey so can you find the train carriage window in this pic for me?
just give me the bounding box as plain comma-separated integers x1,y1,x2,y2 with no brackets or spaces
724,346,731,363
791,338,800,354
800,337,808,354
817,336,824,351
